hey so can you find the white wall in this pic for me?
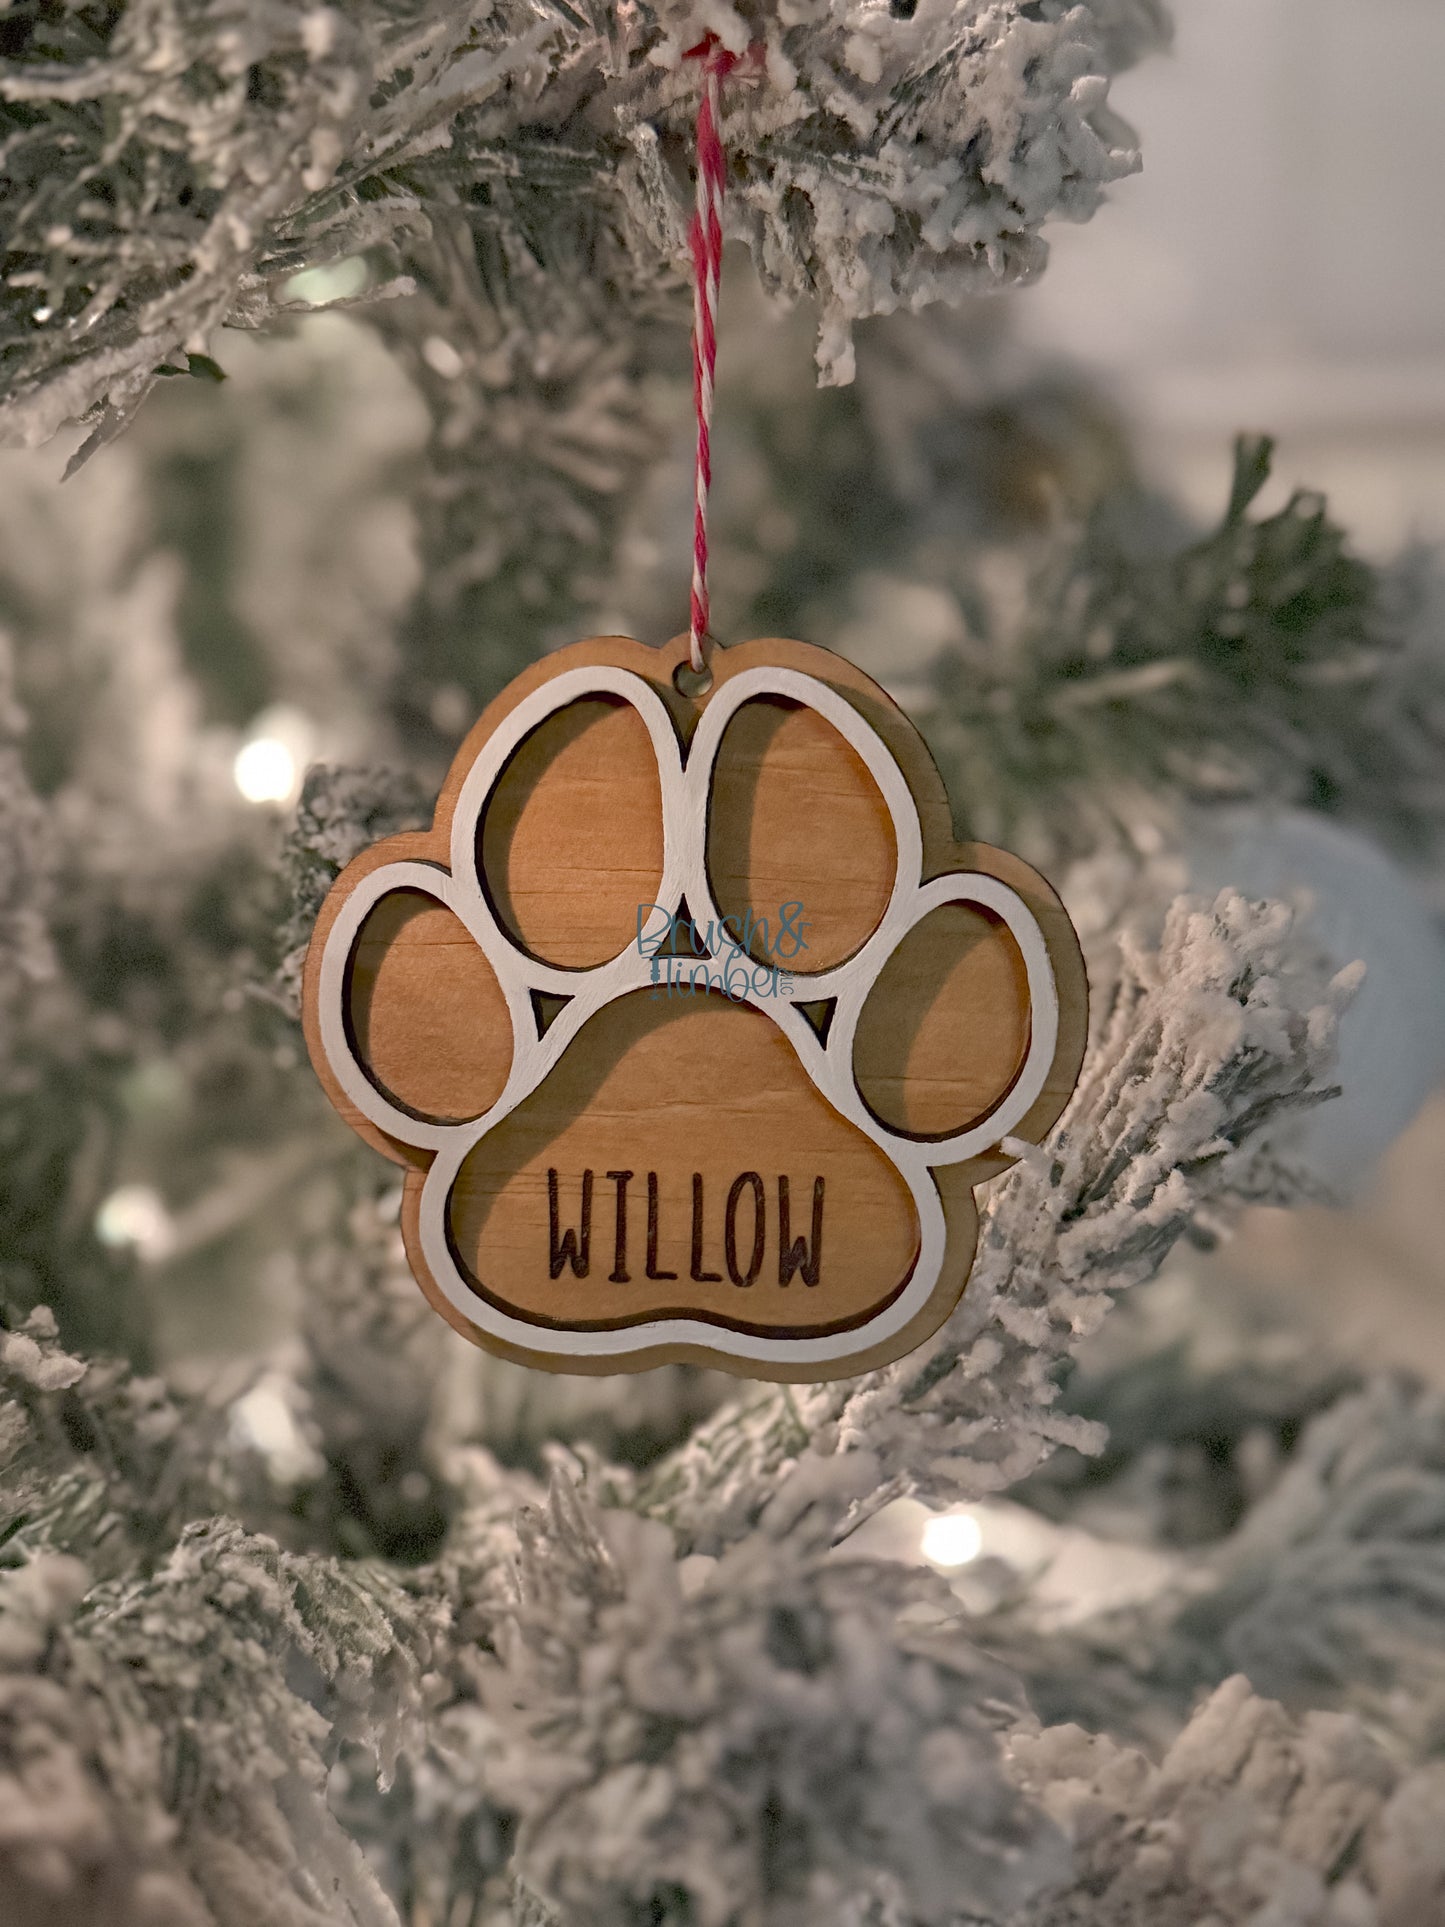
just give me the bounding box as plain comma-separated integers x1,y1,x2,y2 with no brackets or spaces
1010,0,1445,549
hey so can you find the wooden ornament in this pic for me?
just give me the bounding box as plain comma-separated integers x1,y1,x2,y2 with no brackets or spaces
302,634,1087,1380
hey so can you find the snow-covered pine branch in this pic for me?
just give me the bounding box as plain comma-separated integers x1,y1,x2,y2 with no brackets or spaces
633,890,1360,1550
0,884,1361,1926
0,0,1167,449
0,1,1171,690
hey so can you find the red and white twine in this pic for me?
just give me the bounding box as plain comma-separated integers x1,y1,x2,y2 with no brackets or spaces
685,39,748,673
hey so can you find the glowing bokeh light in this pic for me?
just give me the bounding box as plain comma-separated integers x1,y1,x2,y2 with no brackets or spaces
920,1510,983,1569
233,736,299,805
233,706,314,806
95,1184,174,1260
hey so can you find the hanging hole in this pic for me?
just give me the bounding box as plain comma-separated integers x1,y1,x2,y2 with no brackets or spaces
673,659,714,700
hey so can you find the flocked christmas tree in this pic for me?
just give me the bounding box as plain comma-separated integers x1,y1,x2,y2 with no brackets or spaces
4,3,1445,1923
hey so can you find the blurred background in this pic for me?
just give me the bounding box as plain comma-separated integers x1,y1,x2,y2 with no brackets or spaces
1015,0,1445,553
1002,0,1445,1385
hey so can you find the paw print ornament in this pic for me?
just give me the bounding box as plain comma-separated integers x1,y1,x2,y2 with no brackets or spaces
302,635,1087,1379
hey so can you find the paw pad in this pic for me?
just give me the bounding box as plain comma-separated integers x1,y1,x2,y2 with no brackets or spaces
303,636,1086,1378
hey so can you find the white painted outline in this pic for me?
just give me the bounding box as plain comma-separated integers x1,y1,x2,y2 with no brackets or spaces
315,665,1060,1368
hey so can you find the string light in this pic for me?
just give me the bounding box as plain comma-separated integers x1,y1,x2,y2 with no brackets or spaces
920,1509,983,1569
95,1184,174,1261
233,706,314,807
234,737,297,804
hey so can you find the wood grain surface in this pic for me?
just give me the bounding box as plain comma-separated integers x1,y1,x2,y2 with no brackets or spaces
449,990,919,1335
